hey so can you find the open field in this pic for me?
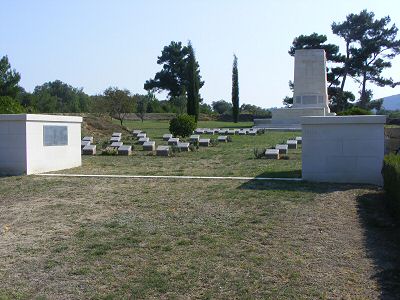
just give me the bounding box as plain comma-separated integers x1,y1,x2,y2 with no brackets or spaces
77,120,301,178
1,175,400,299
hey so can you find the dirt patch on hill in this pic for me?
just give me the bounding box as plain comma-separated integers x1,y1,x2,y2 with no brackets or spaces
81,114,131,140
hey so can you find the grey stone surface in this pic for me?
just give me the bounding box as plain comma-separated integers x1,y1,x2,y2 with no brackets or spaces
82,144,96,155
111,142,123,148
118,145,132,155
138,137,150,145
143,141,156,151
132,130,142,136
199,138,210,147
157,145,170,156
81,140,91,148
163,134,173,141
217,136,228,142
293,49,329,111
238,130,247,135
190,135,200,142
226,129,235,135
205,129,214,135
253,49,335,129
296,136,302,144
43,125,68,146
194,128,204,134
110,136,121,142
275,144,289,154
265,149,280,159
248,130,257,136
177,142,190,151
168,137,179,145
287,140,298,149
82,136,93,143
112,132,122,138
137,133,147,139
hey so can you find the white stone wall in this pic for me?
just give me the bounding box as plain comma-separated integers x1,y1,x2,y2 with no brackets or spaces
0,114,82,175
0,119,27,175
301,116,386,186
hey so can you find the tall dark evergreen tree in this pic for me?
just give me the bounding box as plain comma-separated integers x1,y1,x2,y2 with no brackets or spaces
186,42,200,122
144,41,204,99
231,54,239,123
0,55,21,99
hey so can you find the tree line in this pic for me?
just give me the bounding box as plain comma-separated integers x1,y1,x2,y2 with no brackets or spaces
0,47,255,124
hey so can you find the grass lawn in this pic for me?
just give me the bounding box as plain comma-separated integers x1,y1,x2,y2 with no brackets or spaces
0,120,399,299
0,175,399,299
77,120,302,178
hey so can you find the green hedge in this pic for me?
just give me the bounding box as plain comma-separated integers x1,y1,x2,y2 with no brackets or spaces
382,154,400,217
337,107,372,116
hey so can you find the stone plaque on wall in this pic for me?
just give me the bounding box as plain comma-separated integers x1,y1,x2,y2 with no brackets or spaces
43,125,68,146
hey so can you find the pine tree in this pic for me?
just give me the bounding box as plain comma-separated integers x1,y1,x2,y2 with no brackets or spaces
231,54,239,123
332,10,400,108
186,42,200,122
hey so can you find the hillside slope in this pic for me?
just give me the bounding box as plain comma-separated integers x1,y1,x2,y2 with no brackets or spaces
81,114,131,140
382,94,400,111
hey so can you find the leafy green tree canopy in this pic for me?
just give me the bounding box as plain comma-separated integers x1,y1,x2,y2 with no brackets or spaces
33,80,90,113
212,100,232,114
103,87,135,125
0,96,25,114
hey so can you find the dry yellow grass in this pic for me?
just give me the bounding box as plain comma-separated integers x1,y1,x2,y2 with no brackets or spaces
0,175,398,299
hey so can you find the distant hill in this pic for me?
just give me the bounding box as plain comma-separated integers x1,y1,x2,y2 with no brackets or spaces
381,94,400,111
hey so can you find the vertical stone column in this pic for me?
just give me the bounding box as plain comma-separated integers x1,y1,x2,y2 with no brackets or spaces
293,49,330,112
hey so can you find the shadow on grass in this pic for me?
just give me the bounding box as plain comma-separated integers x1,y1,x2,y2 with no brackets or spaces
254,170,302,178
357,191,400,299
239,178,367,195
239,170,378,194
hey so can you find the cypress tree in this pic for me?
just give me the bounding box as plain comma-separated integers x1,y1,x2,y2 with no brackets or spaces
186,42,200,122
232,54,239,123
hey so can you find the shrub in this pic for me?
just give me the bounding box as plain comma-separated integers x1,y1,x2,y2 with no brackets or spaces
253,148,266,159
101,147,118,156
257,129,265,135
382,154,400,218
337,107,372,116
210,139,219,147
169,114,196,138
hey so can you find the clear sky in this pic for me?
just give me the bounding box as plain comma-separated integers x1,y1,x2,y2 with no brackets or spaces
1,0,400,108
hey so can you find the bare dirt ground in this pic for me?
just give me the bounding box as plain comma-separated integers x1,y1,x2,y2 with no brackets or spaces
0,176,399,299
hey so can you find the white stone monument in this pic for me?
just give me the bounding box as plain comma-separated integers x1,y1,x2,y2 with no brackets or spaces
0,114,82,175
254,49,334,129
